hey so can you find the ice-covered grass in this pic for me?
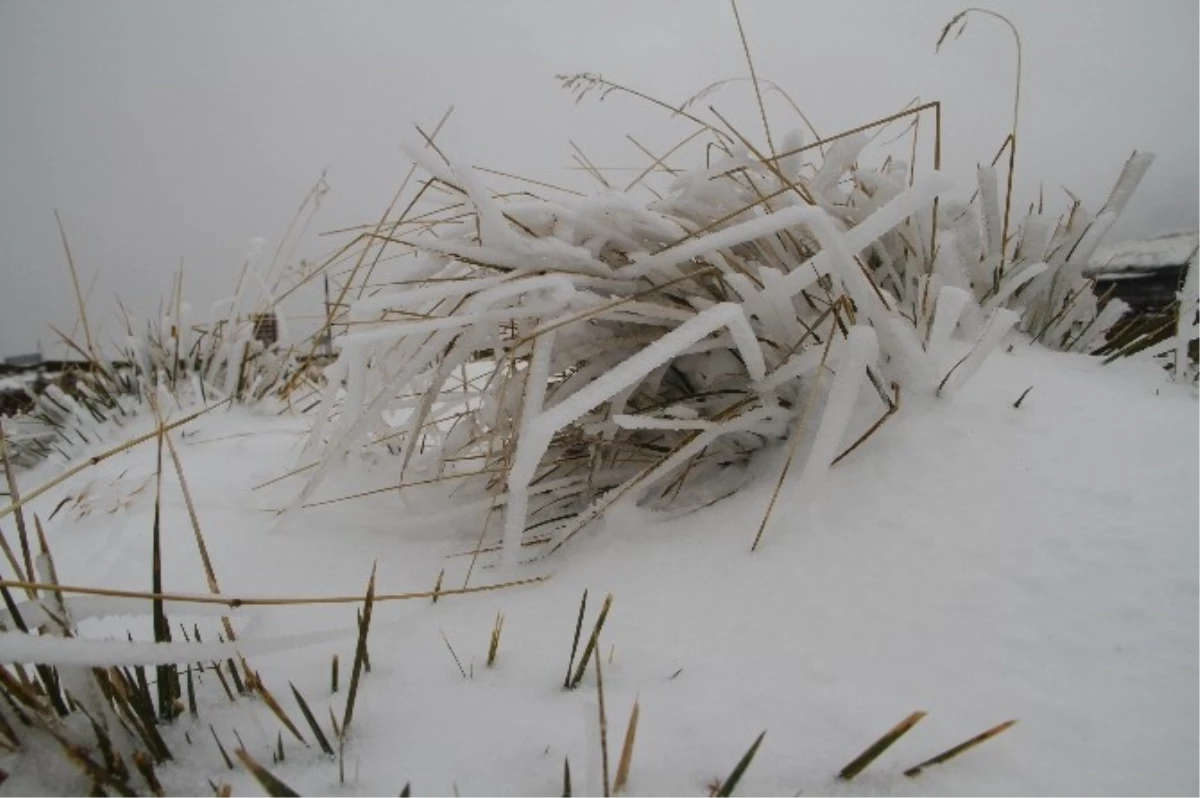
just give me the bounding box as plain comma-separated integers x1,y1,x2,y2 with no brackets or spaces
289,93,1152,572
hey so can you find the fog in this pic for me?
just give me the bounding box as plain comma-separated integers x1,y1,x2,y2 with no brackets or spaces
1,1,1196,357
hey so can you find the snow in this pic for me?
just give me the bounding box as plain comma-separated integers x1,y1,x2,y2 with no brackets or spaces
1087,230,1199,275
1,343,1196,796
756,326,878,549
0,371,41,394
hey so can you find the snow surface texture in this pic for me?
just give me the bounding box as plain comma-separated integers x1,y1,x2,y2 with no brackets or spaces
1,344,1195,795
289,135,1152,573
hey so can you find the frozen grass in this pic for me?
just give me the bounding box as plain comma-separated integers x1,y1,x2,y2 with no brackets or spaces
288,73,1153,572
0,4,1194,795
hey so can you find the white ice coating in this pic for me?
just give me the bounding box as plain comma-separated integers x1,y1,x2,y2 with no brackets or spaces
500,302,768,564
927,286,973,363
761,326,879,547
290,129,1154,573
938,308,1020,397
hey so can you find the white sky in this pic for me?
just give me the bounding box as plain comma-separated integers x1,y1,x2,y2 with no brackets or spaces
1,0,1196,357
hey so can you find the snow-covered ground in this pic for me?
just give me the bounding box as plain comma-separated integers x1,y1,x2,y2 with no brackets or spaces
2,342,1196,796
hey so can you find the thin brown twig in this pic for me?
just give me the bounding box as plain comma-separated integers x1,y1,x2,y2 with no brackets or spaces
0,399,233,523
0,575,548,608
751,300,845,551
54,209,97,362
730,0,775,158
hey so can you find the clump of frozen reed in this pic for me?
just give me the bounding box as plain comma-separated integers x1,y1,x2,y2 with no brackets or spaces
283,7,1158,569
286,102,1011,567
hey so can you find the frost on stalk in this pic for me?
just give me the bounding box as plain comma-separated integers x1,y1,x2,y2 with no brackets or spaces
295,113,1152,567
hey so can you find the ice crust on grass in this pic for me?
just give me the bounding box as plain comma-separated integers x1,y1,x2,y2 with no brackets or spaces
294,117,1157,568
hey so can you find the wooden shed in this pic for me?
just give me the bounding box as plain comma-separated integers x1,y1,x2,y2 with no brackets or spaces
1086,231,1198,367
1085,230,1197,315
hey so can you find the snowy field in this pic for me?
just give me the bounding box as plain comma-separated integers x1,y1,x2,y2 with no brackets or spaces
1,340,1195,796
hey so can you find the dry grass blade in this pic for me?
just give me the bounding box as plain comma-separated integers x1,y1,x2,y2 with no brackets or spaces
210,725,234,770
0,526,29,600
0,693,20,747
356,608,372,673
564,589,588,688
163,428,236,642
730,0,774,157
186,664,197,718
558,73,733,146
829,381,901,468
149,406,177,722
473,165,585,197
0,398,233,524
41,722,136,797
1012,386,1033,408
209,661,235,703
440,629,467,679
400,783,411,797
55,208,97,361
432,568,444,604
715,730,766,797
330,654,339,694
0,584,28,633
751,308,841,551
595,650,611,798
289,683,335,756
236,748,301,797
612,698,640,795
936,349,972,396
253,673,307,746
132,752,164,797
108,667,171,761
903,719,1018,778
0,574,547,607
33,515,63,615
837,710,926,781
341,563,377,737
226,657,247,696
570,593,613,689
251,462,318,492
562,756,572,797
0,664,44,716
624,128,707,192
0,425,35,591
487,611,505,667
937,9,1021,272
281,111,454,396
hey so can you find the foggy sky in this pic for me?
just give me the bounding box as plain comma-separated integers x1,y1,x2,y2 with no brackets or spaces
1,0,1196,358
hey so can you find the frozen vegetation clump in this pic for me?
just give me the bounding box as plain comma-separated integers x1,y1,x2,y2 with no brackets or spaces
292,73,1156,567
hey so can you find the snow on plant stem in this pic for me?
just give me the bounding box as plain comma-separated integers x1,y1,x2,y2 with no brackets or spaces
291,83,1153,565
